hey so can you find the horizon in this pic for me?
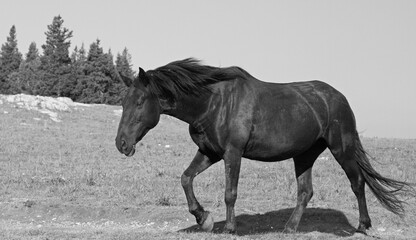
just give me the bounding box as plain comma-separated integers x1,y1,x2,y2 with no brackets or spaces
1,0,415,139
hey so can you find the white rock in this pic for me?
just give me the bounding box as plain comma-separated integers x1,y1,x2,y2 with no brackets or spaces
113,109,122,116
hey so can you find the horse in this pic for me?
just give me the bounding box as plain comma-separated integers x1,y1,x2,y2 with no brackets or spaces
115,58,411,234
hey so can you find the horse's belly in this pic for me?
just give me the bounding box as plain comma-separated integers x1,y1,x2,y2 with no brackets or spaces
243,143,310,162
243,123,322,162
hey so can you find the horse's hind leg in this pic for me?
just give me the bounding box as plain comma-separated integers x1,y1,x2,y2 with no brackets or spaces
326,129,371,233
284,139,327,233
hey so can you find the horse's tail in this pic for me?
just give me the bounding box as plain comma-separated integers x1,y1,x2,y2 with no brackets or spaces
354,136,414,216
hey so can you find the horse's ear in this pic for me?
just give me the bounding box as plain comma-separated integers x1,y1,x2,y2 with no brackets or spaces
119,72,133,87
135,67,149,87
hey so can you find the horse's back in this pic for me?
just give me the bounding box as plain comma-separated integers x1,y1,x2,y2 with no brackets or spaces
241,79,350,161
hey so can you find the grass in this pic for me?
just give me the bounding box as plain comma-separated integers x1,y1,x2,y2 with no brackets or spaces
1,98,416,239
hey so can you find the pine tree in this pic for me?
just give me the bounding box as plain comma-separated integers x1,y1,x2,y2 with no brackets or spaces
70,44,88,100
75,39,117,103
41,15,73,66
105,49,125,105
39,15,73,96
0,25,22,94
115,47,134,78
70,46,78,63
105,49,119,81
112,47,134,104
26,42,39,61
9,42,42,94
78,44,87,62
70,44,87,64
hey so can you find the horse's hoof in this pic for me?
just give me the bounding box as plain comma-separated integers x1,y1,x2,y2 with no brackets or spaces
283,226,296,234
223,228,236,234
201,212,214,232
355,227,368,235
223,222,237,234
356,222,371,235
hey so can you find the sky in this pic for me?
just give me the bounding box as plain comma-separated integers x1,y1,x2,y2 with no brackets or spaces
1,0,415,139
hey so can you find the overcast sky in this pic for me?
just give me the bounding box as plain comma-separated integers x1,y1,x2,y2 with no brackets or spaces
1,0,415,139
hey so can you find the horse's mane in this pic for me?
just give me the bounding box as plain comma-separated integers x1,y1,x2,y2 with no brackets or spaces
145,58,252,101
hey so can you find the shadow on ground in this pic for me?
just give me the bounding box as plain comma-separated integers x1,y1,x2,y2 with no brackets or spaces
180,207,356,237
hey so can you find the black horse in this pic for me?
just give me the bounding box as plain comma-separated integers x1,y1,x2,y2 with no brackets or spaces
115,58,411,234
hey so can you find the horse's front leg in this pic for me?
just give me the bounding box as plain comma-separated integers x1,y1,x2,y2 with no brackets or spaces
181,150,219,231
223,147,242,234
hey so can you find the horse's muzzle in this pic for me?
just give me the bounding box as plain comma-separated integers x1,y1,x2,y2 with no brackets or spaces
116,137,136,157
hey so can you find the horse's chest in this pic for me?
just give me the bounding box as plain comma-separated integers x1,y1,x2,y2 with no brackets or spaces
189,125,225,156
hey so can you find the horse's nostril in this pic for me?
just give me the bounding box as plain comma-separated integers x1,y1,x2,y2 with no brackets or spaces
116,137,128,153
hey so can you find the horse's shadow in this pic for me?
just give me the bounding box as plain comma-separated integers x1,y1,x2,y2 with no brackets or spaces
179,207,356,237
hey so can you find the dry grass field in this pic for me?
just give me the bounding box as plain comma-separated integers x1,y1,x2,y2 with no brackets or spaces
1,95,415,239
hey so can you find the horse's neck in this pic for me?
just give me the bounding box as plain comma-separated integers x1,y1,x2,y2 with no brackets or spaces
162,94,211,125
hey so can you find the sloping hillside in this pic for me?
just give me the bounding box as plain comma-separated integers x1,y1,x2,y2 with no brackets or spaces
1,94,415,240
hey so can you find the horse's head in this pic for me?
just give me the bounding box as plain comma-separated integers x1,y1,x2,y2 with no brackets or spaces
115,68,161,157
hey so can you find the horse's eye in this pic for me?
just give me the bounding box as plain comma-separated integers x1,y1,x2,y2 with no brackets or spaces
137,98,145,106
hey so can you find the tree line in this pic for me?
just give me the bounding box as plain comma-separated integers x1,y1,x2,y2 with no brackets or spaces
0,15,133,105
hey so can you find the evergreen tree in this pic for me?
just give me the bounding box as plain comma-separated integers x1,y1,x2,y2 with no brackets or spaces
113,47,134,104
115,47,134,78
39,15,73,96
105,49,119,81
75,39,118,104
26,42,39,61
0,17,131,102
41,15,73,66
105,49,125,105
70,46,78,63
70,44,87,64
0,25,22,94
70,44,88,100
9,42,41,94
78,44,87,62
